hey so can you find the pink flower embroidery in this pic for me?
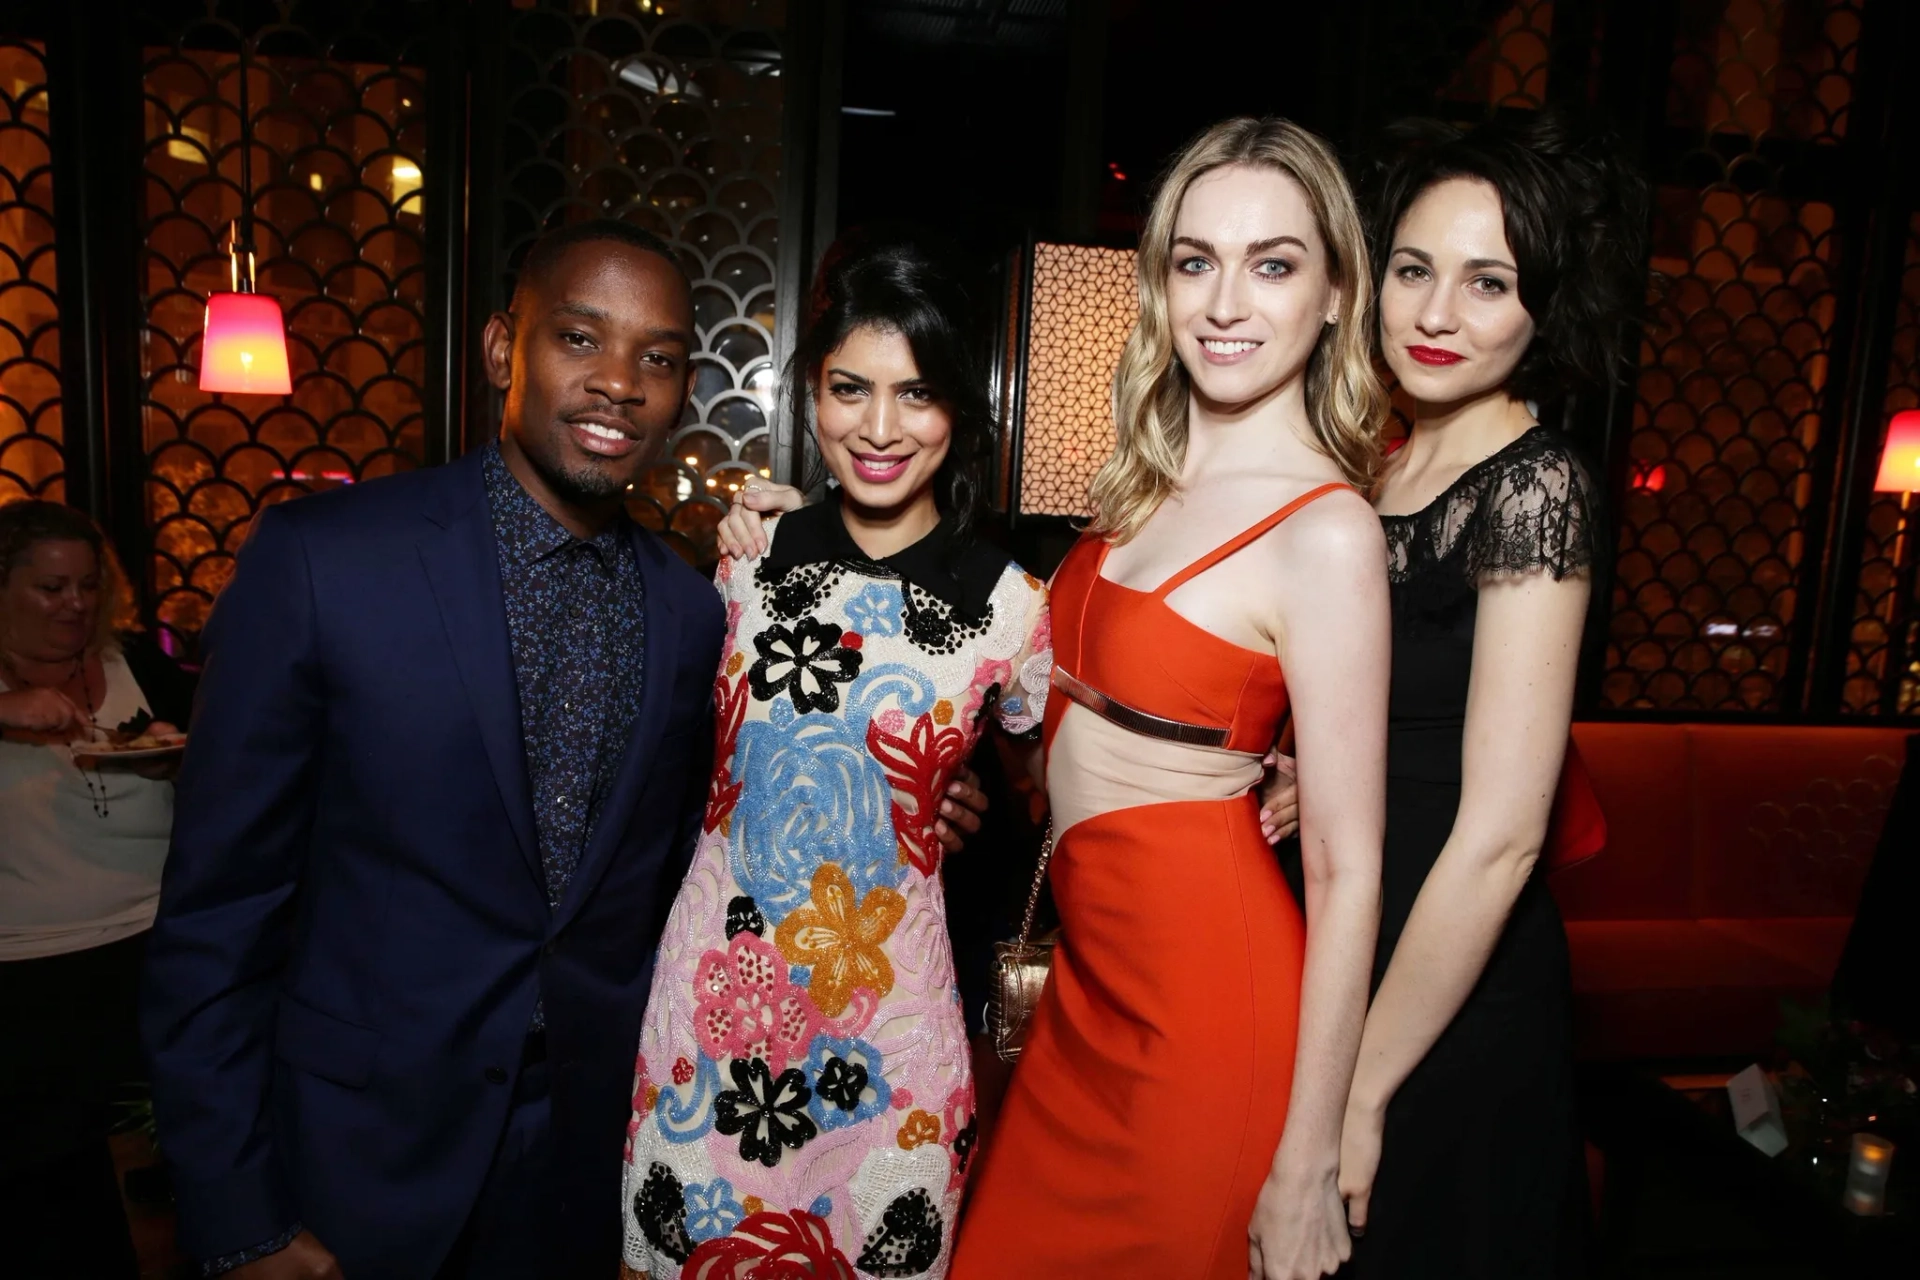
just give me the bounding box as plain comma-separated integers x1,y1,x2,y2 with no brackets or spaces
942,1082,978,1191
694,931,822,1074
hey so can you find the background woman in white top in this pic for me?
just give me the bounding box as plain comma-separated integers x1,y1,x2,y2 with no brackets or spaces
0,499,194,1277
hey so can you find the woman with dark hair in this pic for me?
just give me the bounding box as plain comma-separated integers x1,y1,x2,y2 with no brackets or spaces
0,499,195,1276
1258,113,1646,1276
617,234,1049,1279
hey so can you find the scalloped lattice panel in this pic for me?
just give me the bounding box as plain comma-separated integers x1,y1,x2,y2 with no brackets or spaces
495,0,786,566
138,7,432,652
0,38,61,505
1841,213,1920,714
1019,242,1137,519
1602,0,1863,711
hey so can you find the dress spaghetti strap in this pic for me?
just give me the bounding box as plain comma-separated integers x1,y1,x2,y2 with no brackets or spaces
1153,482,1352,599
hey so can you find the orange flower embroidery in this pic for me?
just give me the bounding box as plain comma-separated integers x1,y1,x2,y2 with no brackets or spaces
897,1109,941,1150
774,862,905,1017
932,699,954,726
742,1195,765,1215
644,1084,660,1112
726,650,745,677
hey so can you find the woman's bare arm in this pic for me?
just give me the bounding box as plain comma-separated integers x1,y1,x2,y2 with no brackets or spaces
1248,494,1389,1280
1337,566,1588,1229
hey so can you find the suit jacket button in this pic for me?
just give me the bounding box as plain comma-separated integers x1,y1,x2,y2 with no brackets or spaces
485,1066,508,1085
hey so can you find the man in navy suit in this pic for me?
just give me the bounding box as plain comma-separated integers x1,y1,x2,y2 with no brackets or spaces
142,222,726,1279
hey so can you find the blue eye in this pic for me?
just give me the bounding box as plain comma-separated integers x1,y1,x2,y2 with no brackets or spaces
1176,256,1212,275
1255,259,1293,278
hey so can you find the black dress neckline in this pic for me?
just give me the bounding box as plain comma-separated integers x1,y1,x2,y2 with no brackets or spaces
1376,423,1547,525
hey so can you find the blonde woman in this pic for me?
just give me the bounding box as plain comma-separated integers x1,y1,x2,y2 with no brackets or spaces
947,118,1388,1280
719,120,1389,1279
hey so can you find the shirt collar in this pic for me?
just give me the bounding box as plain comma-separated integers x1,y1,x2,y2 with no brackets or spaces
760,491,1006,617
482,440,630,569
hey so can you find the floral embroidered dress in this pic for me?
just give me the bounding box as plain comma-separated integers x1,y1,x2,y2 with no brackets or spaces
621,500,1050,1280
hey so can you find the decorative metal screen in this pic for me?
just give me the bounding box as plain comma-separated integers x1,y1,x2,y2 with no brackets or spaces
1366,0,1553,126
0,38,60,505
1018,242,1136,518
490,0,787,566
137,5,433,651
1841,213,1920,715
1601,0,1863,711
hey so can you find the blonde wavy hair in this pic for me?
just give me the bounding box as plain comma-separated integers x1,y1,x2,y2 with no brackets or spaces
1090,117,1387,542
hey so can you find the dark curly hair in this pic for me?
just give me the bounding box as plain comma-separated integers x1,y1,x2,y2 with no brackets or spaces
1366,111,1649,404
789,229,993,545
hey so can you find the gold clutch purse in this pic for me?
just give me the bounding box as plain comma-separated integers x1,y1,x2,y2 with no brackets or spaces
988,824,1058,1063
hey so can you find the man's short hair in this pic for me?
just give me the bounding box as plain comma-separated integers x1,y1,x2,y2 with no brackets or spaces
509,219,691,313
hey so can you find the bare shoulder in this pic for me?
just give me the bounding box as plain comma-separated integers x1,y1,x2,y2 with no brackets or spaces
1265,486,1386,573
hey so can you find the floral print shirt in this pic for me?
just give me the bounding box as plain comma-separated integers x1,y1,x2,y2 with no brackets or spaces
621,503,1050,1279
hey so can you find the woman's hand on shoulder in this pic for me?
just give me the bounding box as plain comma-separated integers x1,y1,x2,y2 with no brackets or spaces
716,481,805,560
0,686,91,740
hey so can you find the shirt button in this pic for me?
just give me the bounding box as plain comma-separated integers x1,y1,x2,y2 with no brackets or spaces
484,1066,508,1085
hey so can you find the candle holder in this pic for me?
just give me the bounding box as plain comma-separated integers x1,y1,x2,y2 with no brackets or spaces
1843,1133,1896,1216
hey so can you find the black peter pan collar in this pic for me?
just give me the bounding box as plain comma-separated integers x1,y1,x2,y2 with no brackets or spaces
758,494,1011,621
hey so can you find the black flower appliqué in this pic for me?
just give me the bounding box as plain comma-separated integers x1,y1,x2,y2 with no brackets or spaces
632,1161,693,1262
951,1114,978,1174
726,895,765,939
749,617,862,714
856,1187,943,1276
713,1056,818,1167
814,1055,869,1112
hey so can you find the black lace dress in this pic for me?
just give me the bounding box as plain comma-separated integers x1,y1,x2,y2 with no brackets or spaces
1349,426,1597,1279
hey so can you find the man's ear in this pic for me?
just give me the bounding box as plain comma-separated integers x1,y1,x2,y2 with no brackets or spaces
482,312,514,391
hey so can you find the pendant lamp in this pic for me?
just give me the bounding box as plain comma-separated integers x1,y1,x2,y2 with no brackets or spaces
199,35,291,395
1874,410,1920,495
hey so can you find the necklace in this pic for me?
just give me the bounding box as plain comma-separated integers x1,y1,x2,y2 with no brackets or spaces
3,651,111,818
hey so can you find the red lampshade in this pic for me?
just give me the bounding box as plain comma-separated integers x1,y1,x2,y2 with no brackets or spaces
1875,409,1920,494
199,291,292,394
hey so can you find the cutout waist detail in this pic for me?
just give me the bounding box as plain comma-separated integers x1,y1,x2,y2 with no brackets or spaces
1051,665,1232,748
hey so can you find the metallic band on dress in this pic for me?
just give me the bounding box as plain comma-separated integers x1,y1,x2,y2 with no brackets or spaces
1050,666,1231,748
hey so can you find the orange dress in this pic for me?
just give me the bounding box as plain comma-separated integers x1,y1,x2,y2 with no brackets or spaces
951,486,1346,1279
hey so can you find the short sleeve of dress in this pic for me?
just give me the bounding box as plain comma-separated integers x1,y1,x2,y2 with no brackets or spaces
1466,433,1603,584
993,571,1051,738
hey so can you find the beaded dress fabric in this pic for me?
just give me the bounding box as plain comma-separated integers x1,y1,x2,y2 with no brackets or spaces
620,504,1050,1280
1358,425,1600,1278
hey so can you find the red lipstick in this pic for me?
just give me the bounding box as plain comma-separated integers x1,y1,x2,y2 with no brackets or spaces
1407,346,1464,366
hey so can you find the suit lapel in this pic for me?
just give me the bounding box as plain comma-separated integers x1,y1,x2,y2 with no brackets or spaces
417,454,543,892
555,525,684,931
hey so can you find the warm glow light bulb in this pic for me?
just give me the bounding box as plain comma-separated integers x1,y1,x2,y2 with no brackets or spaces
1874,410,1920,494
199,292,292,394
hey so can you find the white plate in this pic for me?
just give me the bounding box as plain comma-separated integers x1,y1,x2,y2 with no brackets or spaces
72,739,186,764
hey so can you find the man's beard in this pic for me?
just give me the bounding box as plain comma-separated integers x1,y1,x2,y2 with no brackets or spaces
541,453,627,505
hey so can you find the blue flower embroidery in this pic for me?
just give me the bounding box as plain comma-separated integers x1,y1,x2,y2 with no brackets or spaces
683,1177,745,1243
653,1052,722,1144
732,714,902,924
803,1034,891,1132
845,582,905,638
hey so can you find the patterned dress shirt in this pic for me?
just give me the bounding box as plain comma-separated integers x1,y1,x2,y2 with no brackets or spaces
202,444,647,1276
484,441,648,931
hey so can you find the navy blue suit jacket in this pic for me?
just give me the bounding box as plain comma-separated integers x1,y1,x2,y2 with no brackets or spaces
142,449,724,1277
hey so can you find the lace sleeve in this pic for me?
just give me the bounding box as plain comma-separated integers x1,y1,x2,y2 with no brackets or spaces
994,571,1051,739
1466,432,1603,584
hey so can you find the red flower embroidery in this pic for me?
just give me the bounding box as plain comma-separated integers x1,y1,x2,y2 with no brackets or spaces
865,711,969,876
704,670,749,834
840,630,863,650
673,1056,696,1086
682,1209,855,1280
